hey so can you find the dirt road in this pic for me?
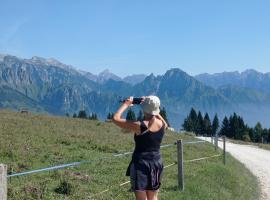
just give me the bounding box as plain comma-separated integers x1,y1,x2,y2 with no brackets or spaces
197,137,270,200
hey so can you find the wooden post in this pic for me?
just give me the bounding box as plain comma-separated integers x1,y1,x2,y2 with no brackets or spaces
0,164,7,200
215,135,218,151
223,136,226,165
211,137,213,144
177,140,184,191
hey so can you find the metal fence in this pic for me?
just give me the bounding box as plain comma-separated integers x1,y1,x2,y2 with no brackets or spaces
176,136,226,191
0,136,226,199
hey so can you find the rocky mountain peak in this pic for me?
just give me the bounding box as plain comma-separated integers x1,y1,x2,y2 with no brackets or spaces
241,69,263,78
242,69,258,74
0,54,8,61
31,56,46,62
47,58,65,66
2,55,21,64
97,69,121,83
164,68,187,77
30,56,62,66
122,74,147,85
99,69,110,75
26,56,76,72
144,73,156,81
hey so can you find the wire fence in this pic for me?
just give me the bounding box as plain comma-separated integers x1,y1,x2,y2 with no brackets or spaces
0,137,226,199
88,138,224,198
7,141,207,178
6,142,180,178
89,161,179,199
184,154,221,163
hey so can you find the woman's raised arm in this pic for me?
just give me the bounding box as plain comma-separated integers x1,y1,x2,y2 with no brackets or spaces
112,97,141,133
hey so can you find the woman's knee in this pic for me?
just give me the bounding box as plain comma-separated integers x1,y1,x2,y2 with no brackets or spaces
135,191,147,200
146,190,158,200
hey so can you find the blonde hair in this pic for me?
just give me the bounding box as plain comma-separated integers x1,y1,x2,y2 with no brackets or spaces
140,113,167,135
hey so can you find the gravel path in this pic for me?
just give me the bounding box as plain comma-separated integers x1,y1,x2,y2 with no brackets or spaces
197,137,270,200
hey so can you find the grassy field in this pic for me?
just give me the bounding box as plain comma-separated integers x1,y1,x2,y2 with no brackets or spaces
0,110,259,200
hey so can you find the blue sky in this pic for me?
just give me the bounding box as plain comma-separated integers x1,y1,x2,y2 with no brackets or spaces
1,0,270,77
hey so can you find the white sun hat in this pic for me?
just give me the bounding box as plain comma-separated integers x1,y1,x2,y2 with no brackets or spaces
141,95,160,115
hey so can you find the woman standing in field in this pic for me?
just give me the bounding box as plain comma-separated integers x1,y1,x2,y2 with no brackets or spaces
113,96,168,200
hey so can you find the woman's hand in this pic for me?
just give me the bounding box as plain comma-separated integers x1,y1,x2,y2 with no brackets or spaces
140,96,146,103
112,96,141,133
114,96,133,121
123,96,134,106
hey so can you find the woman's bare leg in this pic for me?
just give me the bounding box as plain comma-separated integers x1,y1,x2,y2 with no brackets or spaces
135,191,147,200
146,190,158,200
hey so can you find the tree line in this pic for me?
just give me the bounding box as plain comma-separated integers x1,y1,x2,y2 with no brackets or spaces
107,107,170,126
182,108,270,144
69,106,170,126
66,110,98,120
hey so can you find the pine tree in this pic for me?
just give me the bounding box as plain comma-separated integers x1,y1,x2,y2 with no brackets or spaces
248,127,255,142
107,112,113,120
254,122,263,142
182,118,192,132
228,113,247,140
107,113,111,120
249,123,269,143
196,111,204,135
137,110,144,121
262,128,268,143
212,114,219,136
78,110,87,119
126,109,136,121
236,116,247,140
228,113,239,138
267,129,270,143
189,108,198,133
160,107,170,127
73,113,77,118
242,130,251,142
94,113,98,120
203,113,212,136
89,113,98,120
182,108,196,132
220,116,229,137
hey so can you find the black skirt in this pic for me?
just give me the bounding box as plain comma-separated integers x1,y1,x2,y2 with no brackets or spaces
126,151,163,191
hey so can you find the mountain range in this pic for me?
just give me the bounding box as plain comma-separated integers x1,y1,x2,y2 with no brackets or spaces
195,70,270,94
1,54,270,129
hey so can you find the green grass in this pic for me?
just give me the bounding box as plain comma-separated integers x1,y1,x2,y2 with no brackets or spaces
0,109,259,200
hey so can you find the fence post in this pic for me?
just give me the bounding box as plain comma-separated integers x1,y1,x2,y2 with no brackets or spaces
177,140,184,191
0,164,7,200
211,137,213,144
223,136,226,165
215,135,218,151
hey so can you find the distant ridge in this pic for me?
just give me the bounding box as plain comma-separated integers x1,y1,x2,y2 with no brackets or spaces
1,53,270,128
195,70,270,94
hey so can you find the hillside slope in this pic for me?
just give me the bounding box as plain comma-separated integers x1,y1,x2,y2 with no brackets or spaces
0,110,259,199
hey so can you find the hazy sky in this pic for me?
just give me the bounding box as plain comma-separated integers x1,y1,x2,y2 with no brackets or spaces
1,0,270,77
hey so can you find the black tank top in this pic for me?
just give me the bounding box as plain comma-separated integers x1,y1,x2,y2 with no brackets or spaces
134,121,165,153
